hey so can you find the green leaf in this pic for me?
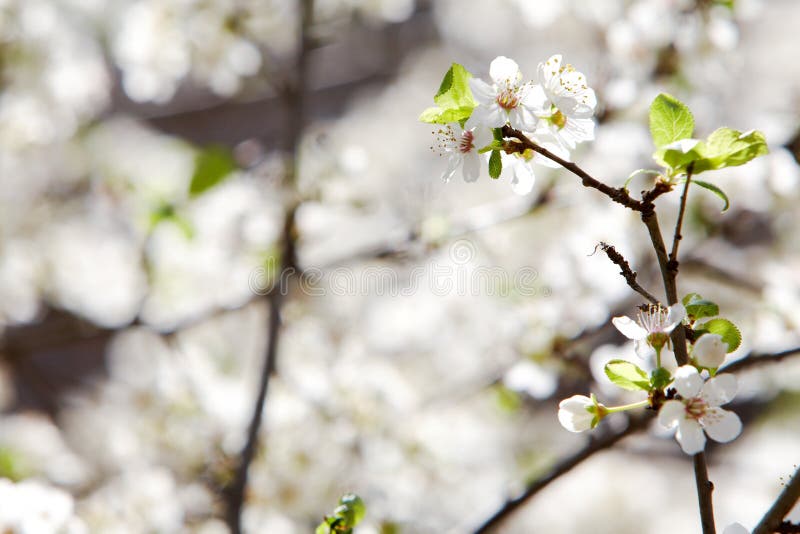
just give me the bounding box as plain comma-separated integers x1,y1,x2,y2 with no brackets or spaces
692,179,730,212
418,63,477,125
340,494,366,525
649,93,695,148
189,145,237,197
604,359,651,391
697,318,741,353
690,127,769,174
654,128,768,176
489,150,502,179
650,367,673,390
682,293,720,321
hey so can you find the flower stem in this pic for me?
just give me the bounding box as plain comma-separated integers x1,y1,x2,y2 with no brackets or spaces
605,399,649,414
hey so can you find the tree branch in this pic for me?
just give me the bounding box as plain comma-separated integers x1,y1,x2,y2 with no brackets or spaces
501,126,646,211
693,453,717,534
224,1,312,531
753,464,800,534
670,163,694,267
472,413,652,533
597,242,661,305
720,346,800,375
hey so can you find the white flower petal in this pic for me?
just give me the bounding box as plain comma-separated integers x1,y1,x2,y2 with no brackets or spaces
702,373,738,406
702,408,742,443
441,155,460,182
676,418,706,454
557,395,594,432
468,78,496,105
634,339,656,361
665,303,686,331
507,158,535,195
612,315,648,340
490,56,521,85
511,105,540,132
660,347,678,373
658,400,685,429
461,152,480,183
523,84,549,114
674,365,703,397
538,55,562,85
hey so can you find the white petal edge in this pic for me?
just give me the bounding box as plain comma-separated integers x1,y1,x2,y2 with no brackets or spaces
702,373,738,406
676,418,706,455
674,365,703,398
611,316,648,340
490,56,521,85
658,400,685,429
702,408,742,443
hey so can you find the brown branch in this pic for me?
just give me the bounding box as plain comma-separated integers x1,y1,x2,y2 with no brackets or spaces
693,453,717,534
224,1,312,532
501,126,646,211
753,465,800,534
720,346,800,375
670,163,694,267
472,413,652,533
776,521,800,533
597,242,660,305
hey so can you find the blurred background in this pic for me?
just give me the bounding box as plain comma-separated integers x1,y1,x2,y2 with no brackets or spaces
0,0,799,532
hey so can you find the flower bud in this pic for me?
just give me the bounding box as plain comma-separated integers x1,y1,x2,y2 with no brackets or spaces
558,395,602,432
693,333,727,369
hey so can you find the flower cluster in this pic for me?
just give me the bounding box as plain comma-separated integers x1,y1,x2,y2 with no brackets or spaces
558,294,744,456
426,55,597,195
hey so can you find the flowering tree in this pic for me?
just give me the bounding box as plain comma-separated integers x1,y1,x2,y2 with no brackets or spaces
1,1,799,533
421,54,796,533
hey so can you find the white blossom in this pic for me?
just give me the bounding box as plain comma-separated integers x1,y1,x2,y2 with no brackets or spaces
529,54,597,150
467,56,539,131
658,366,742,455
612,303,686,360
432,124,490,183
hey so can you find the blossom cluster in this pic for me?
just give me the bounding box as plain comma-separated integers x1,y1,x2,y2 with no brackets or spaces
430,55,596,195
559,299,744,456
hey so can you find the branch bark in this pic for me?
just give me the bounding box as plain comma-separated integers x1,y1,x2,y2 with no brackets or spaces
598,242,660,305
753,464,800,534
224,1,312,531
472,413,652,533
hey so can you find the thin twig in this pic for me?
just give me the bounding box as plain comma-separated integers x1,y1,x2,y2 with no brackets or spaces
501,126,646,211
720,346,800,375
225,1,312,531
753,464,800,534
597,242,660,305
670,163,694,267
472,413,652,533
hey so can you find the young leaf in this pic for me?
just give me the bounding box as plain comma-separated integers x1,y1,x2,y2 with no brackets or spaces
682,293,720,321
690,127,769,174
650,367,673,391
697,318,741,353
418,63,477,125
692,180,730,212
489,149,502,179
649,93,695,148
189,145,237,197
604,359,651,391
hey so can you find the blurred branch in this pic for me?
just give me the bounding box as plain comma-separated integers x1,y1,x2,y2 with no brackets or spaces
472,413,652,534
753,464,800,534
224,1,312,532
719,346,800,375
597,242,660,306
